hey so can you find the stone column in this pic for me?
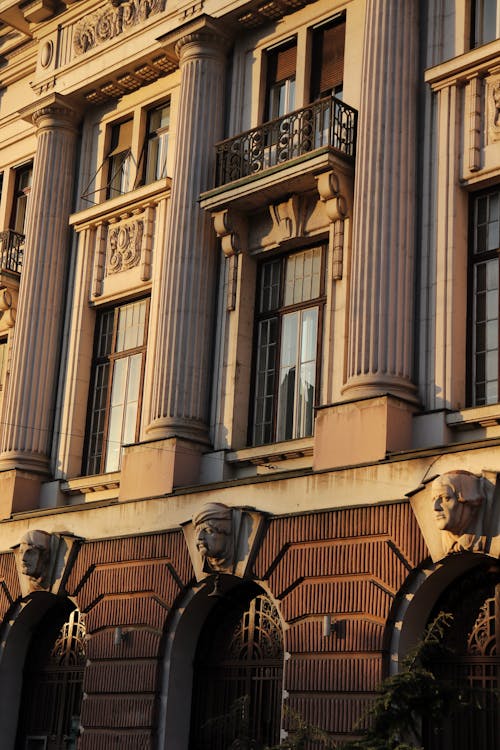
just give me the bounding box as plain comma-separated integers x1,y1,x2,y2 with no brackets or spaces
343,0,419,403
146,19,229,444
0,94,80,477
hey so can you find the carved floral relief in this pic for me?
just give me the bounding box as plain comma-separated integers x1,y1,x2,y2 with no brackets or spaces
73,0,166,56
107,219,143,274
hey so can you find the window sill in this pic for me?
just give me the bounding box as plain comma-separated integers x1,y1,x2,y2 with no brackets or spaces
227,437,314,471
61,472,121,503
70,178,171,229
446,404,500,430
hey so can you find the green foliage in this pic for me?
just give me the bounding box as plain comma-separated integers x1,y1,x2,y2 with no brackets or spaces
265,706,337,750
341,612,458,750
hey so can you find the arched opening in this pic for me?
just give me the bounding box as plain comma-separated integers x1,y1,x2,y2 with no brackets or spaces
189,583,284,750
14,598,85,750
423,562,500,749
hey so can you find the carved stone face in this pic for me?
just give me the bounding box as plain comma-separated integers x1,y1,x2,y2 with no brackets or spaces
431,472,483,537
19,531,51,581
195,518,232,562
193,503,233,572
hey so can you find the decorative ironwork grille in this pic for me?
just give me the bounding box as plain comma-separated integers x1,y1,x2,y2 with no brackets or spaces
424,568,500,749
215,96,357,187
0,229,24,274
16,607,85,750
190,590,284,750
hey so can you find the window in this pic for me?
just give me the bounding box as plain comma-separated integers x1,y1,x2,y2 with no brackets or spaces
11,163,32,235
471,0,500,47
266,39,296,120
143,102,170,184
0,337,8,392
106,119,133,199
85,298,148,475
470,189,500,406
310,14,346,101
252,246,324,446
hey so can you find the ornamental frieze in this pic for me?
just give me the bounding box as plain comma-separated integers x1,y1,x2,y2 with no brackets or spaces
107,219,144,274
73,0,166,56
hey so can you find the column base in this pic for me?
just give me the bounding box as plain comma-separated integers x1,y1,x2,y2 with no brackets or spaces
313,395,417,471
341,374,420,405
119,437,204,502
145,417,211,446
0,469,45,518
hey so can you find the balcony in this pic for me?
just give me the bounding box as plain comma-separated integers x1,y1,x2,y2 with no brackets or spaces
201,97,357,213
0,230,24,275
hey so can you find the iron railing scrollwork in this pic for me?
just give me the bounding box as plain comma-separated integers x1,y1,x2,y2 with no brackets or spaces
0,229,24,274
215,96,357,186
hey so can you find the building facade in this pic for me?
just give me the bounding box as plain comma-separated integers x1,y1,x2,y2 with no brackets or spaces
0,0,499,747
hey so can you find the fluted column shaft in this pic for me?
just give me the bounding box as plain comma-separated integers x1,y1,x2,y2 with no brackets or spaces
344,0,419,402
146,25,228,443
0,95,80,472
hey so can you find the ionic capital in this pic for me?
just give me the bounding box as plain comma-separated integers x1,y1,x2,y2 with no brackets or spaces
159,15,232,63
19,93,82,132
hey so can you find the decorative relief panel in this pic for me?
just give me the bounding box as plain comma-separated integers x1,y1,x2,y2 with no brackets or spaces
108,219,144,274
73,0,166,56
409,469,500,561
487,76,500,143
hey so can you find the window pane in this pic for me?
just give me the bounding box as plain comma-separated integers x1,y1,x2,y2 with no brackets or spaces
473,258,499,405
284,247,322,306
473,0,498,46
277,312,298,442
260,261,281,313
253,317,278,445
145,104,170,183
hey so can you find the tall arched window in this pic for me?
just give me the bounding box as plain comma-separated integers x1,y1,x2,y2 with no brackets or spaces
15,602,85,750
424,564,500,749
190,585,283,750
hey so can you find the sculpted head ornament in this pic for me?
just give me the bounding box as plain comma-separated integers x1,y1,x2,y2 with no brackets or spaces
193,502,234,573
431,471,485,552
19,530,53,588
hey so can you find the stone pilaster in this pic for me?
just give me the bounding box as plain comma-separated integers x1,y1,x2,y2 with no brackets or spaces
0,94,80,479
145,18,229,444
343,0,419,403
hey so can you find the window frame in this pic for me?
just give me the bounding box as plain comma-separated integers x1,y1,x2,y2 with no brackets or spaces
141,100,171,185
106,118,133,200
10,162,33,235
467,187,500,407
84,298,150,476
249,245,326,447
471,0,500,48
265,38,297,121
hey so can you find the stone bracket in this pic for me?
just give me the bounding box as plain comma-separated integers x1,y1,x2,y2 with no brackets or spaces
316,170,349,280
268,194,306,244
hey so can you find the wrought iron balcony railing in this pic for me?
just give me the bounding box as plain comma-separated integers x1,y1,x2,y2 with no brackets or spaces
0,230,24,274
215,96,357,187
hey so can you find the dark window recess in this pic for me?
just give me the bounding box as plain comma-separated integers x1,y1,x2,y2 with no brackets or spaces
11,163,32,235
471,0,499,48
311,14,346,100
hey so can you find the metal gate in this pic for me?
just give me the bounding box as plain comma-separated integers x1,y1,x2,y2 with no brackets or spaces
190,589,284,750
424,567,500,749
16,607,85,750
